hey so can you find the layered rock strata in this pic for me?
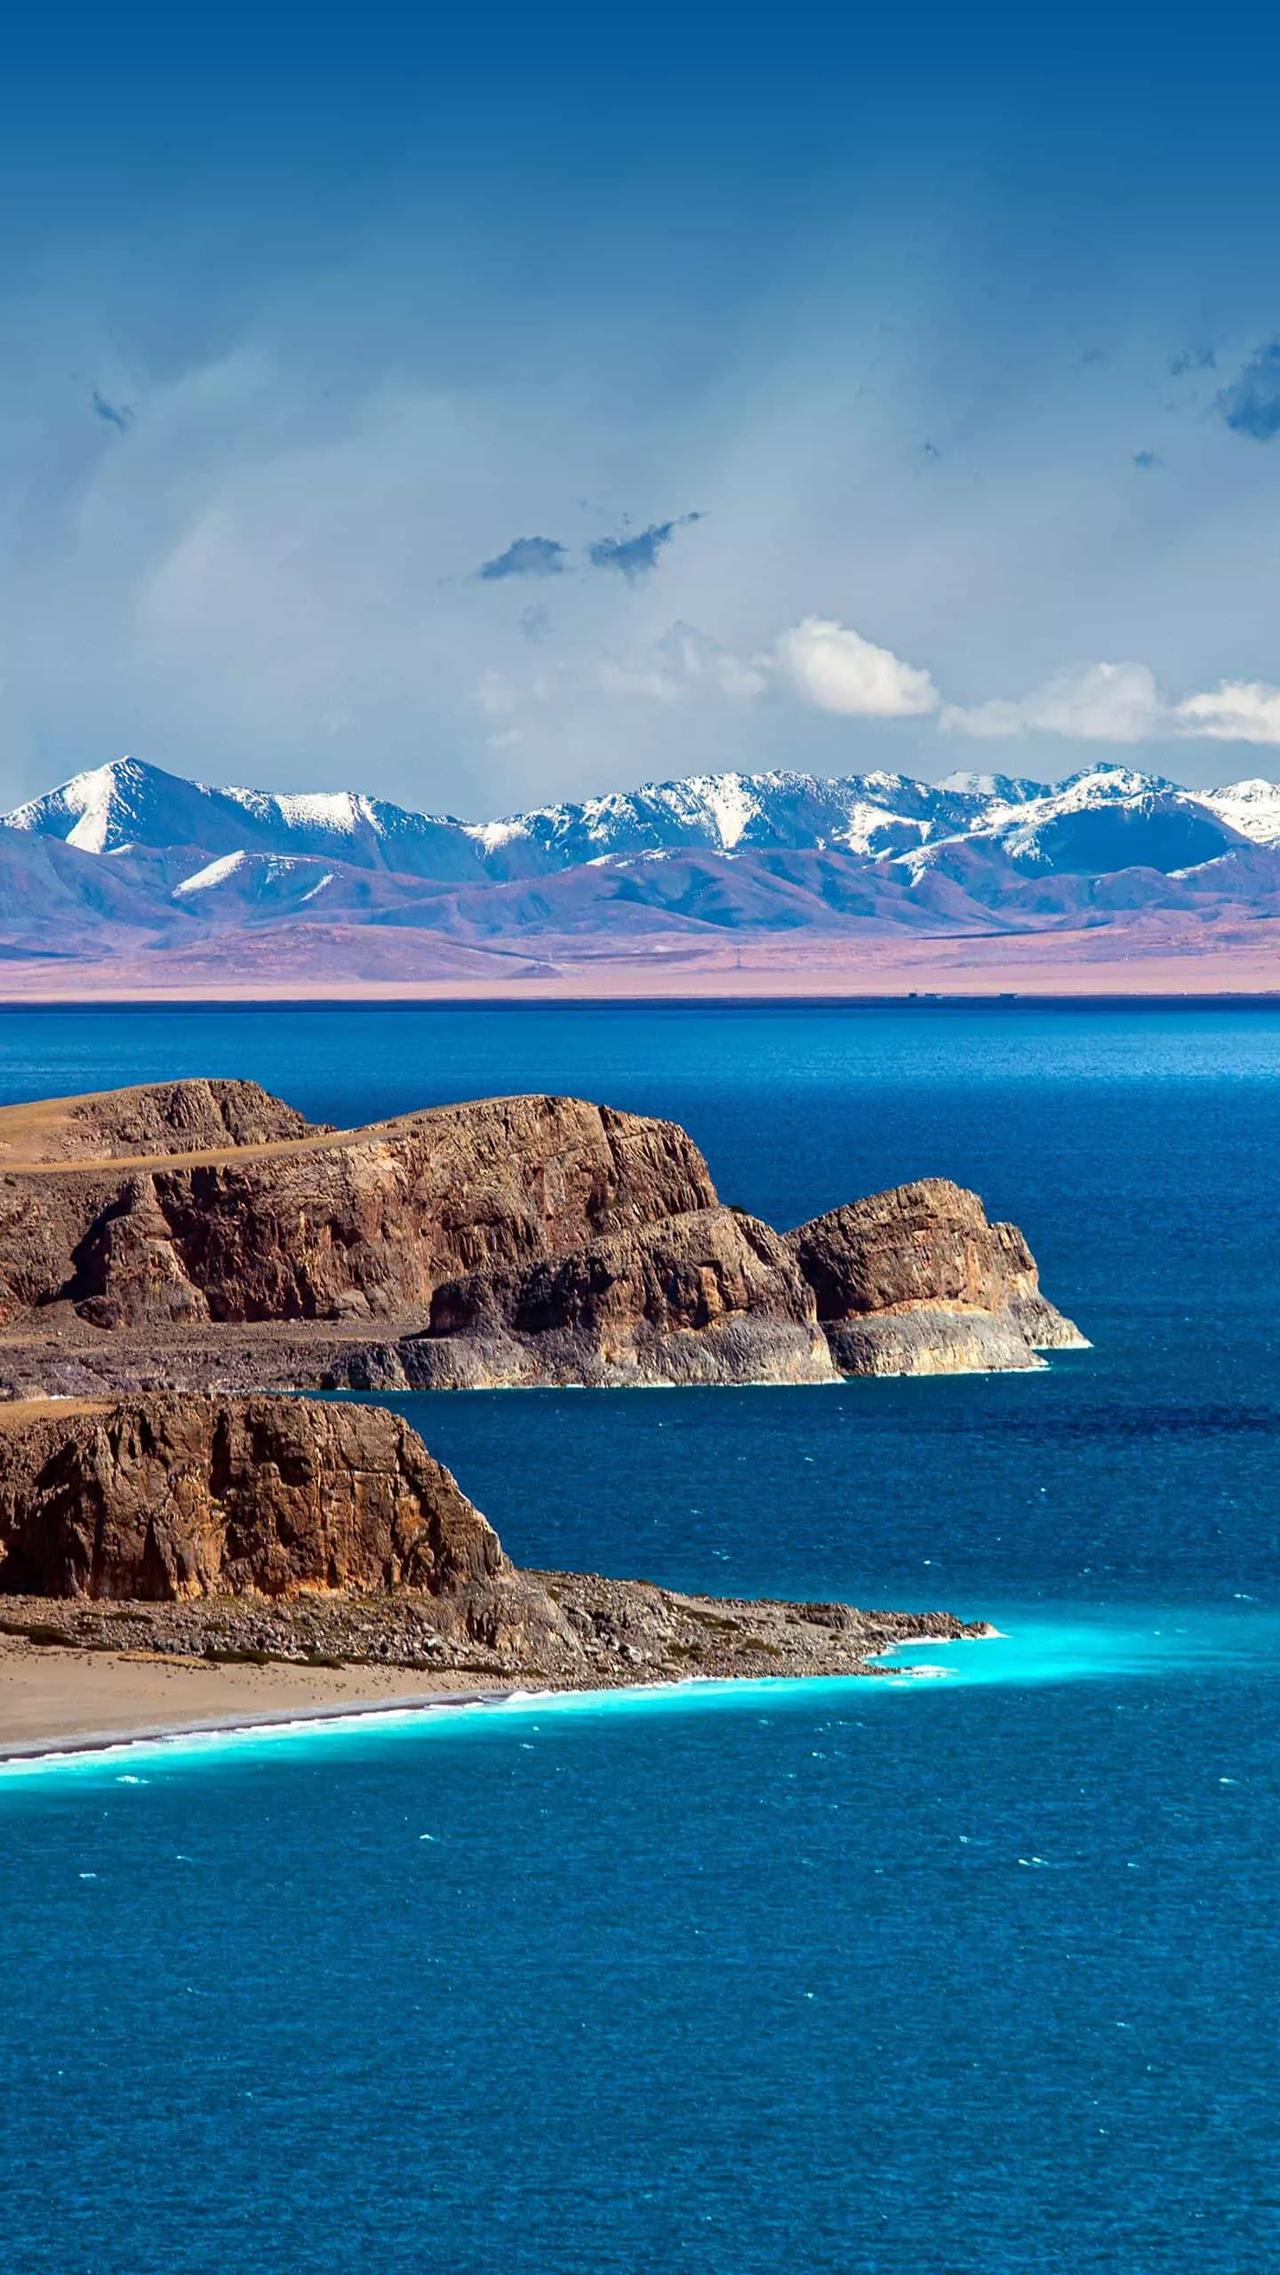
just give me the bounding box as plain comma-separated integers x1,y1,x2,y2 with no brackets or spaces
352,1208,834,1390
0,1085,715,1327
0,1395,993,1686
0,1079,1084,1391
785,1178,1087,1376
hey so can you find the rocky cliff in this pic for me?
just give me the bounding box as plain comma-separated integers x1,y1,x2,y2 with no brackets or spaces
0,1394,993,1685
0,1395,497,1599
785,1179,1086,1374
0,1083,715,1329
0,1078,1084,1390
373,1208,834,1389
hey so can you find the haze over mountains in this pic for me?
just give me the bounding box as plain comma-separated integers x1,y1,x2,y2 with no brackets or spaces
2,755,1278,993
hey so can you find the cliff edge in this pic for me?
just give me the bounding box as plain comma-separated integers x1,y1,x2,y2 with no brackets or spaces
0,1395,993,1688
0,1078,1085,1393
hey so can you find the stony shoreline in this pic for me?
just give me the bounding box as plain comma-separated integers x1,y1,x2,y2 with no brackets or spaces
0,1574,994,1690
0,1590,995,1762
0,1389,996,1754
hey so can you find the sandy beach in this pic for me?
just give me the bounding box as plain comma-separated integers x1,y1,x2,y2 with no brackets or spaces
0,1635,510,1761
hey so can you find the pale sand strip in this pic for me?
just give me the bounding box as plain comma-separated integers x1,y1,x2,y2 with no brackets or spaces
0,1638,510,1761
0,933,1279,1002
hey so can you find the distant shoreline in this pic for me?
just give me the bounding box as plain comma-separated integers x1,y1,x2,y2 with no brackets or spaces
0,982,1277,1009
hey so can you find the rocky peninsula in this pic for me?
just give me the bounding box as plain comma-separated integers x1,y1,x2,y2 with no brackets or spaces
0,1077,1080,1747
0,1077,1085,1395
0,1394,994,1753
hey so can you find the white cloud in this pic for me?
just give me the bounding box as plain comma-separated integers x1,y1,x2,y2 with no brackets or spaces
942,660,1280,750
941,661,1164,744
770,616,939,718
476,623,1280,772
1174,679,1280,745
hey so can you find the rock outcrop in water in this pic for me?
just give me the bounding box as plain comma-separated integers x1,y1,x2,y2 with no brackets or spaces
785,1178,1087,1375
0,1078,1083,1393
0,1394,993,1684
359,1207,833,1390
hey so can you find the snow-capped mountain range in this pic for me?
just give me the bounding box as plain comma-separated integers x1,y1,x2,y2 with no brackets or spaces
4,756,1049,875
9,754,1280,872
1,754,1278,981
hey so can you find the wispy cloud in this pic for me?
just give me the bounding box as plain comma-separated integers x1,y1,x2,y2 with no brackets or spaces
587,512,704,580
1168,345,1215,378
942,662,1163,744
1217,343,1280,441
1174,680,1280,743
508,615,1280,750
92,389,132,434
477,534,568,580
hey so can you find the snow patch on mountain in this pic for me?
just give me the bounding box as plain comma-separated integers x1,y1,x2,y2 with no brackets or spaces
678,771,758,848
1199,777,1280,845
173,851,251,896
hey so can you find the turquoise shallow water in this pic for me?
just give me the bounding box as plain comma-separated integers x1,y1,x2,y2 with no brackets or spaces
1,1001,1278,2271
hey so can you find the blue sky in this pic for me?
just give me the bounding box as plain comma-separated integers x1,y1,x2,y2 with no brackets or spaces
4,1,1280,813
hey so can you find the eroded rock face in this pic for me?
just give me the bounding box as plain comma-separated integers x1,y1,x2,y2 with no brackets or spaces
0,1090,717,1327
0,1080,1085,1387
787,1179,1036,1316
400,1207,836,1388
69,1176,212,1329
0,1395,514,1604
786,1178,1086,1374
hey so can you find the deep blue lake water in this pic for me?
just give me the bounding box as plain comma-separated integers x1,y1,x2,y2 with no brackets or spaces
1,1000,1278,2273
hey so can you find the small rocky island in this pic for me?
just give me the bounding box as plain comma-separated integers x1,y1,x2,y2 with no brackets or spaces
0,1077,1085,1395
0,1394,993,1689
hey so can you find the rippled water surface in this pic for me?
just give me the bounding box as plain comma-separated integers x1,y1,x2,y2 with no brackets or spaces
1,1000,1277,2273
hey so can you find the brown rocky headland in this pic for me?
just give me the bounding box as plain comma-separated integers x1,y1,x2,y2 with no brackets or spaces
0,1396,994,1735
0,1077,1086,1394
0,1078,1080,1744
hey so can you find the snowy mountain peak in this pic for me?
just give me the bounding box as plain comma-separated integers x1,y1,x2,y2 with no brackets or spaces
6,755,173,856
1054,765,1180,801
935,769,1045,802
